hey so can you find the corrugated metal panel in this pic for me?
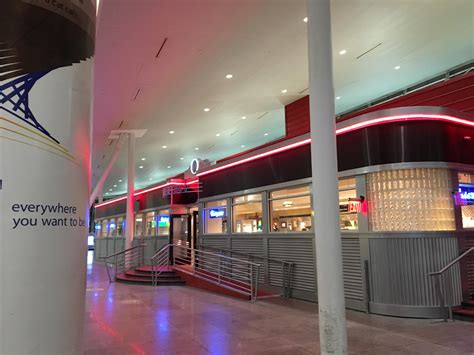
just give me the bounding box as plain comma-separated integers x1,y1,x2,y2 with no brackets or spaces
369,237,462,306
268,238,316,293
342,237,364,301
464,236,474,296
201,237,229,250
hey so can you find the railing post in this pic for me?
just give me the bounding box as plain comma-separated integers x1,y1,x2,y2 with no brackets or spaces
114,255,117,279
254,265,259,302
435,274,447,322
218,257,221,284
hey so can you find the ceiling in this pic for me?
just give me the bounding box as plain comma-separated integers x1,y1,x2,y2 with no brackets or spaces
93,0,474,197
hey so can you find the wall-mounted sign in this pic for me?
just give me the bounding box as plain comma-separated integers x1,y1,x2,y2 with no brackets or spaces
190,159,200,175
348,201,362,213
158,215,170,227
458,186,474,203
209,208,225,218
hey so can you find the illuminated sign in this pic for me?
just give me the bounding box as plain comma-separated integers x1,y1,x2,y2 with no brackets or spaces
190,159,200,175
458,186,474,203
209,208,225,218
348,201,361,213
158,215,170,227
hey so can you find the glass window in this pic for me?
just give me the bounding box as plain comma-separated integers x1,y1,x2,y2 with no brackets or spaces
135,213,144,237
156,210,170,236
116,216,124,236
339,178,359,231
232,194,263,233
100,219,108,237
94,220,102,235
203,200,228,234
108,218,117,236
367,168,455,231
458,172,474,228
145,211,156,236
270,186,312,233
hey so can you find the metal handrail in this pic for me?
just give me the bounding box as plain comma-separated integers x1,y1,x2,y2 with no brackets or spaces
200,245,294,297
151,244,261,301
102,243,147,283
429,247,474,321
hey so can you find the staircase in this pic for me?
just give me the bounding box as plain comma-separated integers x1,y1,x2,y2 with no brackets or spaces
453,298,474,322
116,265,185,286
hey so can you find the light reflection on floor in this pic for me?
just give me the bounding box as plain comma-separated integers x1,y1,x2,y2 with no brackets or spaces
83,254,474,354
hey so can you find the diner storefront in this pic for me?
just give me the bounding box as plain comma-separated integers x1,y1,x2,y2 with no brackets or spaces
94,105,474,318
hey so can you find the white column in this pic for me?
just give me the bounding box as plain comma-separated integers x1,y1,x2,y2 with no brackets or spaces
306,0,348,354
0,2,95,353
125,132,136,249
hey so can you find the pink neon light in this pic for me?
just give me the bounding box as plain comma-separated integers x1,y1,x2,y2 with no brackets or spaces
196,138,312,177
96,182,186,208
96,113,473,207
335,114,474,135
198,113,473,178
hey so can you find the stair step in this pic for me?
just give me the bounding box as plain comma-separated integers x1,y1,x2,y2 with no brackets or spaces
135,265,174,274
125,270,182,281
461,300,474,310
116,273,185,286
452,308,474,322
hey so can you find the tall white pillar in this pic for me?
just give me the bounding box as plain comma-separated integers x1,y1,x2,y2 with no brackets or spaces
306,0,348,354
125,133,136,249
0,1,95,354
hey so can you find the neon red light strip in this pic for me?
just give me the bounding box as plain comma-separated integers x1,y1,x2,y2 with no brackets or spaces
97,113,473,207
335,114,474,135
96,182,185,208
198,113,473,178
196,138,312,177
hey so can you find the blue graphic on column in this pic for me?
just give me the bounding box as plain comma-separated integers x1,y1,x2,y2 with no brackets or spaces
0,70,59,143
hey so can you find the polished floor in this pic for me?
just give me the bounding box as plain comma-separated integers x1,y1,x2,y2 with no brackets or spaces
83,252,474,354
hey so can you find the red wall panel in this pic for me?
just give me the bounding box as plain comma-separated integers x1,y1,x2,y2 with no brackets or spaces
283,72,474,133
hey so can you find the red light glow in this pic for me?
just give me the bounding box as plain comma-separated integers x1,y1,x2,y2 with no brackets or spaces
96,112,473,207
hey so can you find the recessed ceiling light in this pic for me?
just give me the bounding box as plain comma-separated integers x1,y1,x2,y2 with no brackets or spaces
169,130,175,134
339,49,347,55
149,178,152,181
225,74,233,79
141,157,146,161
303,17,308,23
336,96,341,100
215,133,220,137
109,188,112,191
105,192,109,195
264,133,269,136
394,65,401,70
118,179,122,182
241,116,247,120
162,145,167,149
167,166,171,169
113,184,117,187
195,147,199,151
203,108,210,112
281,89,288,94
241,145,245,148
180,157,184,160
139,165,144,169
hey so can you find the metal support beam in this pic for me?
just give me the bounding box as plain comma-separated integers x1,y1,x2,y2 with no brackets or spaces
306,0,348,353
125,132,136,249
89,134,125,206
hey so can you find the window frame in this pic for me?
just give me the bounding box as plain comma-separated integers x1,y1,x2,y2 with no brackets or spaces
268,185,313,234
231,193,264,234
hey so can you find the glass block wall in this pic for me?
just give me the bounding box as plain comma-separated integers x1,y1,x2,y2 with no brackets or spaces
367,168,455,231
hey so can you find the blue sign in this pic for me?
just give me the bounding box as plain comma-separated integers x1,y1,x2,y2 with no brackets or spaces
209,208,225,218
459,185,474,202
158,215,170,227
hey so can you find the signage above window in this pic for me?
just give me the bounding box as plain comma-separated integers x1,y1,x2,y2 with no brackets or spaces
209,208,225,219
